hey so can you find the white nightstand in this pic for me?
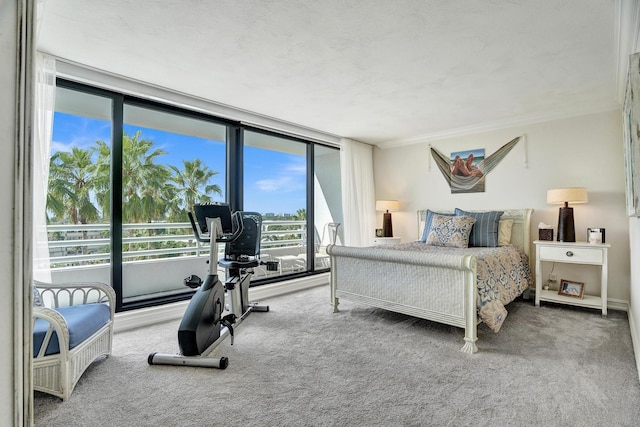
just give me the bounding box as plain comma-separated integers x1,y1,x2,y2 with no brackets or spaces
373,237,401,246
534,240,610,317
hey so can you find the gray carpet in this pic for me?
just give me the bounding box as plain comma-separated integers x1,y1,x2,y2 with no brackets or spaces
34,285,640,426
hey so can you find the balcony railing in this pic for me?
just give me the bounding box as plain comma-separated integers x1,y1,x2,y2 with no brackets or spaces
44,220,332,301
47,220,308,267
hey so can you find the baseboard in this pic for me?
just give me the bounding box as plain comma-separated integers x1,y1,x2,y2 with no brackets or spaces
628,305,640,383
113,273,329,333
608,298,630,312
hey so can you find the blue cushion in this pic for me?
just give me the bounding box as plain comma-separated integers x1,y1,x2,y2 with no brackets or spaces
33,303,111,356
420,210,455,242
454,208,504,247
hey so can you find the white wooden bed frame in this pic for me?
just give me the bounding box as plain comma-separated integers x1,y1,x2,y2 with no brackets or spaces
327,208,533,354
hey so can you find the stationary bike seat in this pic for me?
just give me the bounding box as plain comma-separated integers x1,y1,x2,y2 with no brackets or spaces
218,258,259,270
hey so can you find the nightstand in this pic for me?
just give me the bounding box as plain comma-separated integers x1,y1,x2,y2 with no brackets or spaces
372,237,401,246
534,240,610,317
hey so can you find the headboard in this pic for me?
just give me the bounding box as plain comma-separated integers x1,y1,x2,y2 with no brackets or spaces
417,208,534,259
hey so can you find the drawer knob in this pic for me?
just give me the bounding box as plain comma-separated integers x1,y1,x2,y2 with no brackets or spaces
566,251,574,257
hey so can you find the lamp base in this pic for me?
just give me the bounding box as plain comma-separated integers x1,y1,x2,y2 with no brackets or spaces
557,206,575,242
382,212,393,237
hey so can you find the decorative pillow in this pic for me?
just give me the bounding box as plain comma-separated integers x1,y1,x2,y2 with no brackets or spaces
454,208,504,247
425,214,476,248
498,219,514,246
420,210,455,242
33,285,44,307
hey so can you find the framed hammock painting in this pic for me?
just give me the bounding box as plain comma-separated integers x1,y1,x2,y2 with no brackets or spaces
624,51,640,217
431,136,521,195
449,148,485,193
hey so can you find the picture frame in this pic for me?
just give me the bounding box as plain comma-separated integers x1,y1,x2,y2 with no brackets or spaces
449,148,485,194
623,52,640,217
375,228,383,237
587,228,605,244
558,279,585,299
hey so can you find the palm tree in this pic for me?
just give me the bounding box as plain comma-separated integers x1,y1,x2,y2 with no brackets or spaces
48,147,101,256
94,131,172,224
47,147,99,225
293,208,306,221
92,139,111,221
169,158,222,218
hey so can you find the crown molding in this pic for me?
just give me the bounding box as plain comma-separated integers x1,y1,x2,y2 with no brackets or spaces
375,102,621,149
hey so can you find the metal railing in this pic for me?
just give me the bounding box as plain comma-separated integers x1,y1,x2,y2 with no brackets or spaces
47,220,308,268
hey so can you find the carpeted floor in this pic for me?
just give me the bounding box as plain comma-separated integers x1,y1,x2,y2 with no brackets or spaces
34,285,640,426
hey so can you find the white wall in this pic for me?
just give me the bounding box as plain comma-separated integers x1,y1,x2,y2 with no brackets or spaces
373,110,630,304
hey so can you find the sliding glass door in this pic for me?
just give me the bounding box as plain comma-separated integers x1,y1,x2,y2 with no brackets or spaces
48,86,113,285
121,103,227,302
47,79,341,310
243,130,308,277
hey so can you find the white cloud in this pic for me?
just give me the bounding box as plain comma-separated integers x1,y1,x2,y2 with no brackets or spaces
255,157,307,192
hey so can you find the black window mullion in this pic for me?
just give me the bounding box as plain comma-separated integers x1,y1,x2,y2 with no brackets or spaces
111,94,124,312
227,126,242,212
306,143,315,270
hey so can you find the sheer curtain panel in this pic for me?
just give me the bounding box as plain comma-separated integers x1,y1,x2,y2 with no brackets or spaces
339,138,375,247
32,53,55,283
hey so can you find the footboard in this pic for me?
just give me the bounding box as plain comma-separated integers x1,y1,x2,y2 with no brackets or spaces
327,245,479,354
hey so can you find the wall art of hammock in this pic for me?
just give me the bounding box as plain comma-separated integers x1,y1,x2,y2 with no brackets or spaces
430,136,521,193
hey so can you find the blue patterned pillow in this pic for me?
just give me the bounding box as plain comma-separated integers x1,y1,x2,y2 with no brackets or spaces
425,214,476,248
454,208,504,247
420,210,455,242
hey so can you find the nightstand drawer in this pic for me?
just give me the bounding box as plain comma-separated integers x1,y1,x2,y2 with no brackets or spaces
538,246,603,264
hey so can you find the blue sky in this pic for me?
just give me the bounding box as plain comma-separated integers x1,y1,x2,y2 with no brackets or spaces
51,113,306,214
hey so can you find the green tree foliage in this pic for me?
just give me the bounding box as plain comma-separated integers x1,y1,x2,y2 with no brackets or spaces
48,147,100,225
47,131,225,261
168,158,222,221
48,131,222,225
293,208,306,221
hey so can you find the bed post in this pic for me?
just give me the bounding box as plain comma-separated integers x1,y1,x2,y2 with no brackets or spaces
328,245,339,312
461,257,478,354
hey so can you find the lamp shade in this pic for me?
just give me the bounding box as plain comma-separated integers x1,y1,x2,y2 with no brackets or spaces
376,200,400,212
547,187,588,205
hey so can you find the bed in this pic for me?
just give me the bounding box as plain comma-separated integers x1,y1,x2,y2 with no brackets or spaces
327,208,533,354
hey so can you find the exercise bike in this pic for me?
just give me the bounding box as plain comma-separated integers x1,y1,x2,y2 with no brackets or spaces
148,203,270,369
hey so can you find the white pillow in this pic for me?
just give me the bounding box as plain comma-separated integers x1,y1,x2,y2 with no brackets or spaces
498,219,513,246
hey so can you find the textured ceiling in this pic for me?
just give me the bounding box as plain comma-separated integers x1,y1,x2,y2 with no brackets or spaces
38,0,621,146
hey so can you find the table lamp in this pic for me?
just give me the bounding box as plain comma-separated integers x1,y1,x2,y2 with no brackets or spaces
376,200,400,237
546,187,588,242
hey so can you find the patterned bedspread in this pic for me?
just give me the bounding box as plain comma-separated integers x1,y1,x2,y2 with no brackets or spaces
376,242,533,332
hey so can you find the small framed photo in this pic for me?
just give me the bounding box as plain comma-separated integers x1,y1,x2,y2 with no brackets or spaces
587,228,605,244
375,228,383,237
558,279,585,299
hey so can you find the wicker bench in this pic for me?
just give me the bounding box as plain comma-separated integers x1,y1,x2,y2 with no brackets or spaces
32,281,115,400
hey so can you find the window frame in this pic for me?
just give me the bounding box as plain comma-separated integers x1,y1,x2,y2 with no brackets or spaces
52,79,340,311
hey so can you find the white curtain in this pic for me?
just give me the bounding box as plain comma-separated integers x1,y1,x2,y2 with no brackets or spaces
32,53,56,283
339,138,376,246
